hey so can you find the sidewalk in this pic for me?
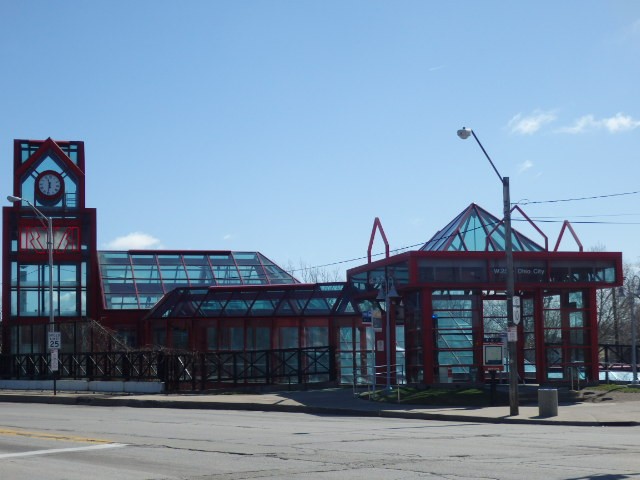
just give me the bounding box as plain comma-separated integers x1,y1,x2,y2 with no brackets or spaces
1,388,639,426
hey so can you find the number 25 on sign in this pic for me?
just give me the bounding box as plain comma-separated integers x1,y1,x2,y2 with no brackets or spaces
48,332,61,350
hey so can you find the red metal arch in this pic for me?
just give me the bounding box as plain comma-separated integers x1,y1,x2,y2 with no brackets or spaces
367,217,390,263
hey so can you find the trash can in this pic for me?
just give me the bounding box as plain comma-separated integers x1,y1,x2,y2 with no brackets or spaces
538,388,558,417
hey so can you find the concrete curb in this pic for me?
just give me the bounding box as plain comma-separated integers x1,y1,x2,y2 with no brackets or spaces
0,394,637,427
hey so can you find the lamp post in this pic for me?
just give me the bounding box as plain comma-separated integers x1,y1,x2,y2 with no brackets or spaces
7,195,57,395
617,275,640,386
376,277,400,392
457,128,519,416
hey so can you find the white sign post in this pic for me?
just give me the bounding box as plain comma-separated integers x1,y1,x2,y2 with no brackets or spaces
513,296,521,325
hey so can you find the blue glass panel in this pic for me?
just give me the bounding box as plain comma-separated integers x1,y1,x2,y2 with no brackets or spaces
212,265,241,284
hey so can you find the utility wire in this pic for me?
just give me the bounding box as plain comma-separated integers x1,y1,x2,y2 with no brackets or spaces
291,215,640,273
516,190,640,206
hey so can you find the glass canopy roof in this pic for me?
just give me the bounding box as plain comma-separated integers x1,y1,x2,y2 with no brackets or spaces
98,251,299,310
420,203,545,253
146,283,360,319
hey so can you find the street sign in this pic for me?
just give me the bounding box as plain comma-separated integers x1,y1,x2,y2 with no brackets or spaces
372,309,382,332
48,331,61,350
483,343,504,371
50,349,59,372
507,325,518,342
513,296,521,325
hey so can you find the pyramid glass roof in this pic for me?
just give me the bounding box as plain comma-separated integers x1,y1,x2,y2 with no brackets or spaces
98,251,299,310
420,204,545,253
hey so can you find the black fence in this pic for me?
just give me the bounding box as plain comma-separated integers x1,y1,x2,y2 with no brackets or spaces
599,344,639,369
0,346,335,392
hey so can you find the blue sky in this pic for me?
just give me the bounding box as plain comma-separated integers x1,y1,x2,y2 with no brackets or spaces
1,2,639,278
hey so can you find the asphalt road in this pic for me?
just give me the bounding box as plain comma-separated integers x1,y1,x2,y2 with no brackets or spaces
1,403,639,479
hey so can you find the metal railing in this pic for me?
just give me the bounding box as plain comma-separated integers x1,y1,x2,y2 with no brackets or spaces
0,346,335,392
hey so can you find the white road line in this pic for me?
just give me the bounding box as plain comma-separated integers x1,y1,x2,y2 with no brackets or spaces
0,443,127,459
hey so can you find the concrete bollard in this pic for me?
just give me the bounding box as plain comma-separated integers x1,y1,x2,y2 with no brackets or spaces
538,388,558,417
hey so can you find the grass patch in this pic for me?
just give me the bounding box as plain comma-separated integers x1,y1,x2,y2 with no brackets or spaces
359,386,507,407
582,384,640,394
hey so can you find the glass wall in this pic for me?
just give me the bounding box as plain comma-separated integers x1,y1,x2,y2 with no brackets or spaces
402,292,423,383
11,261,87,318
432,291,478,382
543,290,591,381
98,251,298,310
337,323,374,385
521,298,536,381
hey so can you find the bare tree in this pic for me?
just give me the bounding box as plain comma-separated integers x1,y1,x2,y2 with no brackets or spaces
285,259,344,283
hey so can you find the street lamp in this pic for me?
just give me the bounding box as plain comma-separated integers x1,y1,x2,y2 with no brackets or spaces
617,276,640,386
457,127,519,416
376,277,400,392
7,195,57,395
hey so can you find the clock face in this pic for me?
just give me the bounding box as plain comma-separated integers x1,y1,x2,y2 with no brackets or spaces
36,171,64,200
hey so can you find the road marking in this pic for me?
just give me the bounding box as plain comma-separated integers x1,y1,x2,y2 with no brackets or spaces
0,443,127,459
0,428,111,444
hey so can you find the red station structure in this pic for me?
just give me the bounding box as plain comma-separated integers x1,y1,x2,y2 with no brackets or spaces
2,138,623,388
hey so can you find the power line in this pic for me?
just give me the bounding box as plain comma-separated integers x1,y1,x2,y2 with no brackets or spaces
516,190,640,206
291,215,640,274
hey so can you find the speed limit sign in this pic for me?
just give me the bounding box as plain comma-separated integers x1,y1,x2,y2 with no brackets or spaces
48,332,61,350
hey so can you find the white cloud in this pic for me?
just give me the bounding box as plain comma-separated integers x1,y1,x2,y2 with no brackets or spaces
104,232,163,250
518,160,534,174
557,115,596,134
508,110,557,135
558,113,640,134
602,113,640,132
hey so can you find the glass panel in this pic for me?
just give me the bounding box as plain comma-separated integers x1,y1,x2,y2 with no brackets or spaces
544,329,562,343
33,324,45,353
544,310,561,329
280,327,299,349
105,295,139,309
59,291,77,315
130,254,156,265
153,328,167,347
19,325,33,354
20,290,41,316
60,265,77,287
306,327,328,347
544,294,561,309
250,299,277,315
212,265,241,284
568,291,584,308
172,328,189,350
185,265,214,285
251,327,270,350
209,254,235,265
569,311,584,328
238,265,267,284
304,297,330,314
570,330,585,345
483,299,507,335
132,264,161,282
207,327,217,350
224,299,249,315
232,252,259,264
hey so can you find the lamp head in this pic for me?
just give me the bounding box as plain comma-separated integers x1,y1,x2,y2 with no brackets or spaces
387,283,400,301
7,195,22,203
457,128,472,140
